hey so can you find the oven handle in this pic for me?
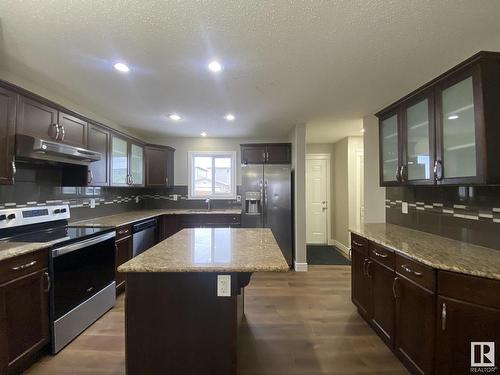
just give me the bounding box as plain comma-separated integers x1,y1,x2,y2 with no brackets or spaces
51,231,116,258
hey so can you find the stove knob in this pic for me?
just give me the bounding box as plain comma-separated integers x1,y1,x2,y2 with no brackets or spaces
54,209,61,214
0,214,6,221
61,208,67,213
7,214,15,220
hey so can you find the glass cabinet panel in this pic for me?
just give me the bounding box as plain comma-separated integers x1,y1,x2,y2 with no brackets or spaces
111,137,128,185
130,144,144,185
381,114,399,182
441,77,476,178
406,99,431,180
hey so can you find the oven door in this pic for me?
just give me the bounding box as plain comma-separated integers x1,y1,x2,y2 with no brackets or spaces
51,231,116,320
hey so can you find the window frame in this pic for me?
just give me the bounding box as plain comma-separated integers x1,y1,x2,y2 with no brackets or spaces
188,151,237,200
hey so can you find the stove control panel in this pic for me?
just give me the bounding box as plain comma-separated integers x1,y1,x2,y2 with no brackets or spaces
0,205,70,229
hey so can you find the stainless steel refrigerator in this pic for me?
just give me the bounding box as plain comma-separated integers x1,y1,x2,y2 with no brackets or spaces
241,164,292,266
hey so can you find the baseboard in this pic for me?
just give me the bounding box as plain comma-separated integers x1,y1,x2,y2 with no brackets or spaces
294,262,308,272
332,240,350,258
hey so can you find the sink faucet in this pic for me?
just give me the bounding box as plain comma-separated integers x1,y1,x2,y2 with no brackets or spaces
205,198,211,211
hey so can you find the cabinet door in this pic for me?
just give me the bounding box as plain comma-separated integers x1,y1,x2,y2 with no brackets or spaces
87,124,110,186
0,269,49,373
266,144,291,164
159,215,179,241
0,88,16,185
58,112,87,148
16,96,59,141
351,247,371,319
145,146,167,187
435,70,483,184
111,135,129,186
166,148,175,187
379,111,402,185
130,143,144,186
394,276,435,375
115,236,132,292
402,92,435,184
369,261,395,347
241,145,266,164
435,296,500,375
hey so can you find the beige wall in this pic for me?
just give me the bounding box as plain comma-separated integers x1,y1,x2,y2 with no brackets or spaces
362,115,385,223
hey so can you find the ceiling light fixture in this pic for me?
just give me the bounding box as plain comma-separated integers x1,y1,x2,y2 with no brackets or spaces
448,115,459,120
224,113,235,121
208,60,223,73
200,132,207,137
114,62,130,73
168,114,182,121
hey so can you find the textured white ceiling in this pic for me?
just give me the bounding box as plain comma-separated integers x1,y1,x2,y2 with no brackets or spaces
1,1,500,140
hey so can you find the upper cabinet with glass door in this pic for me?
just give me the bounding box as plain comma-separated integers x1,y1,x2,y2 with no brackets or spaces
130,143,144,186
376,51,500,186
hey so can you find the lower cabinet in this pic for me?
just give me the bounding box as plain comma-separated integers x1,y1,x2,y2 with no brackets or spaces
370,260,395,347
0,251,50,374
350,245,371,319
159,215,179,242
115,235,132,293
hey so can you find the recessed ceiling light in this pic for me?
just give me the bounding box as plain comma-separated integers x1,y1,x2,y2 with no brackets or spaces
200,132,207,137
448,115,459,120
168,114,182,121
114,62,130,73
208,60,222,73
224,113,235,121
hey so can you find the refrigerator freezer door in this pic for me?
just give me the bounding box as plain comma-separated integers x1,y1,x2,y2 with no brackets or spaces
264,165,292,266
241,164,264,228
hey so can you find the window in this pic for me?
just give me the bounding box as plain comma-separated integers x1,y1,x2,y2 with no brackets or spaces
188,151,237,199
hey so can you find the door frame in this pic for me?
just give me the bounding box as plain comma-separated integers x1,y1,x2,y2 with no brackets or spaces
305,153,331,245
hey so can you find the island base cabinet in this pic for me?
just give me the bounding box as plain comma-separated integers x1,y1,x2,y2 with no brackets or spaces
115,236,132,293
435,296,500,375
125,272,247,375
394,276,435,375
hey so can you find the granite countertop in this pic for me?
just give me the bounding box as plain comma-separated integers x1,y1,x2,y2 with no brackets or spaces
350,223,500,280
118,228,289,273
0,241,51,262
71,208,242,228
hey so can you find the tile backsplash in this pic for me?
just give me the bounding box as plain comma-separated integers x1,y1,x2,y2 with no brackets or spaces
386,186,500,250
0,164,241,223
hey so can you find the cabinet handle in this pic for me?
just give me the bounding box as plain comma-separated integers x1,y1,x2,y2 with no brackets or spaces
352,240,364,247
392,277,399,299
165,176,169,186
12,260,37,271
401,165,407,183
87,169,93,185
373,250,388,258
396,165,401,182
262,152,266,162
400,264,423,277
366,260,372,278
50,123,60,140
11,159,16,177
43,271,51,292
59,125,66,141
441,302,447,331
362,258,368,276
434,160,443,181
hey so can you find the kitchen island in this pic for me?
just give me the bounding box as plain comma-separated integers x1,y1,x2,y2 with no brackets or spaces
118,227,288,375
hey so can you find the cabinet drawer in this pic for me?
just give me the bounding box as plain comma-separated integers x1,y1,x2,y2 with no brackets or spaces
396,254,436,291
0,249,48,284
351,233,368,255
116,225,132,240
438,271,500,310
369,243,395,270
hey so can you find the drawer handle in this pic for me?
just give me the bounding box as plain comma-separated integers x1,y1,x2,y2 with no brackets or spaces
43,272,51,292
352,240,364,247
441,302,447,331
401,264,423,277
373,250,388,258
392,277,399,299
12,260,37,271
118,229,129,235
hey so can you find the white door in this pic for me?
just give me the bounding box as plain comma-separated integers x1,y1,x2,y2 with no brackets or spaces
306,157,329,244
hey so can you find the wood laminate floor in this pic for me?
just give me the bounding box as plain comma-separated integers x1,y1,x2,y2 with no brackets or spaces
26,266,409,375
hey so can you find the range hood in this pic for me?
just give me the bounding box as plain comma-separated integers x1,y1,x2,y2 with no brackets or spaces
16,135,101,166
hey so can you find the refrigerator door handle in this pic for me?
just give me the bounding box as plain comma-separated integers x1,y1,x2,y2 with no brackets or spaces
263,180,268,225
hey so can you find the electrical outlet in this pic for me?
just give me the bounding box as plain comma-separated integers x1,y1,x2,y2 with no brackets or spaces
172,194,178,201
135,196,140,204
236,195,241,202
217,275,231,297
90,198,96,209
402,202,408,214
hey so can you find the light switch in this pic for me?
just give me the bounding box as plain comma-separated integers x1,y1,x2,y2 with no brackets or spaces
217,275,231,297
90,198,96,209
402,202,408,214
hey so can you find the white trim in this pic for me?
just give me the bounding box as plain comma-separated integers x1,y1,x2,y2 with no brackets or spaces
294,262,308,272
187,151,237,200
333,239,350,258
305,153,331,245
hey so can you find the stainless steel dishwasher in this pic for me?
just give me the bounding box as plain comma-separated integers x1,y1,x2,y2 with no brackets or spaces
132,218,158,257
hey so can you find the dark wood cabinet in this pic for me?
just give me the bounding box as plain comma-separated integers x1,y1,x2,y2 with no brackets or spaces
87,123,110,186
159,215,179,241
0,87,16,185
110,135,144,187
144,145,175,187
350,245,371,319
369,260,395,347
376,51,500,186
176,214,241,229
394,275,435,375
241,143,291,164
0,251,49,374
16,95,59,141
57,111,87,148
115,233,132,293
